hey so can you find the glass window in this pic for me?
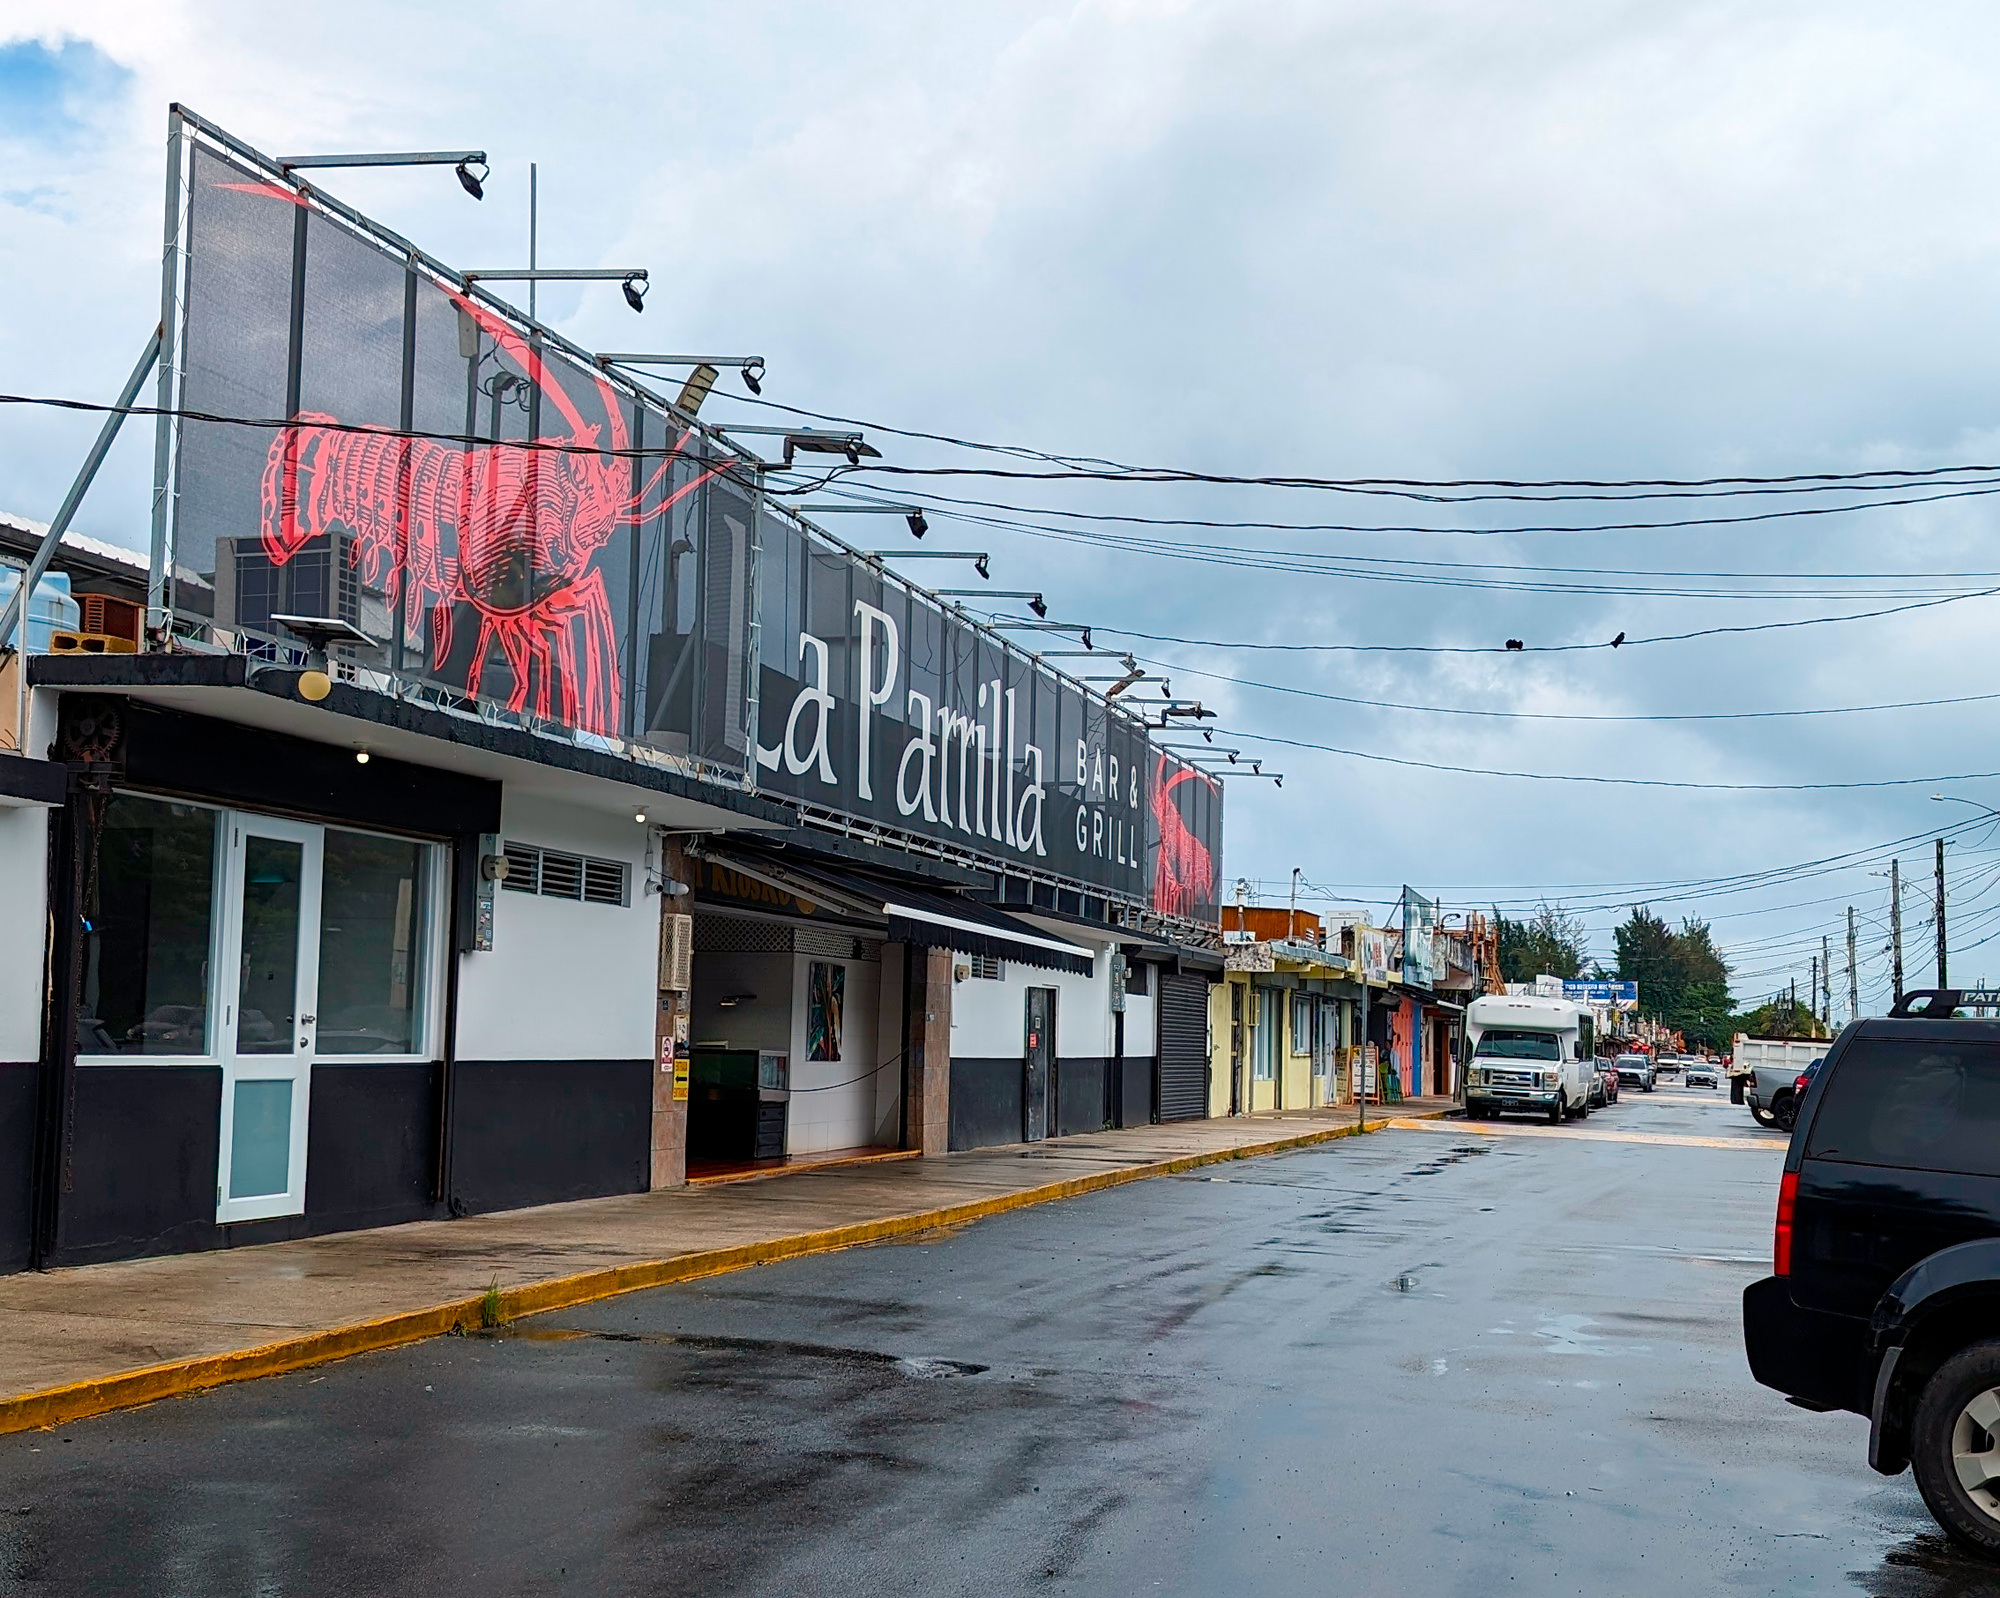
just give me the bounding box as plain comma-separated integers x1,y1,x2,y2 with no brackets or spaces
237,834,305,1053
317,828,431,1055
1290,993,1312,1054
1254,990,1279,1080
80,795,219,1055
1473,1029,1562,1061
1805,1040,2000,1177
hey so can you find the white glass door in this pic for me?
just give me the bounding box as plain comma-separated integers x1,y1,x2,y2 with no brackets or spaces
216,814,321,1223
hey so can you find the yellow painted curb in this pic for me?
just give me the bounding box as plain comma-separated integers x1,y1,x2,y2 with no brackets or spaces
0,1107,1451,1437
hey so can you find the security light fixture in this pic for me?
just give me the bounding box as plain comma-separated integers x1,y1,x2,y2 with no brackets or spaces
354,748,371,765
938,589,1047,617
864,549,990,577
988,620,1092,649
1159,701,1215,719
634,810,648,824
908,508,928,539
717,993,757,1009
668,537,695,559
725,428,881,470
274,149,491,202
461,267,652,314
600,353,769,395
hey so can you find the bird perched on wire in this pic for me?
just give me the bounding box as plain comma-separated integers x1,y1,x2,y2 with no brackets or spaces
1610,631,1626,648
1504,638,1525,651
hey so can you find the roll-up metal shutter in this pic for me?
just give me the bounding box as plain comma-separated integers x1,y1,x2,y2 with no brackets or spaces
1157,972,1212,1121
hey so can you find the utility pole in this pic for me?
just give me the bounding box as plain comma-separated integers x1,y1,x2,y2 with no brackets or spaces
1847,907,1859,1022
1890,859,1904,1005
1789,978,1798,1036
1938,837,1949,989
1822,935,1833,1028
1288,867,1300,943
1808,960,1818,1036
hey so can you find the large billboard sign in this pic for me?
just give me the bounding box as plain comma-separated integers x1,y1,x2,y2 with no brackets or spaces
155,112,1221,919
1562,979,1639,1011
1401,888,1438,987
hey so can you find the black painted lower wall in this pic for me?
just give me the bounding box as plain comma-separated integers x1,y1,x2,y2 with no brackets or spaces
29,1057,652,1270
1116,1056,1156,1130
50,1062,449,1267
950,1057,1023,1151
447,1058,651,1215
0,1063,37,1275
1053,1057,1111,1138
949,1056,1123,1149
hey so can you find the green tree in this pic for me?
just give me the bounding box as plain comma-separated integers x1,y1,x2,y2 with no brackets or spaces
1613,907,1737,1050
1732,994,1826,1040
1494,901,1591,983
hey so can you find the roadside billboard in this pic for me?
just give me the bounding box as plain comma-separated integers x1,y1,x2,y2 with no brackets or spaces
1562,980,1639,1011
154,113,1222,919
1401,888,1438,987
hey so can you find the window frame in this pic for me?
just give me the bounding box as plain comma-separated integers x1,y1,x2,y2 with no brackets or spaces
75,792,451,1069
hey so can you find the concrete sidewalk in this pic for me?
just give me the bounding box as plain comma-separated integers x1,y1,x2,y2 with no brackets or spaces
0,1104,1455,1433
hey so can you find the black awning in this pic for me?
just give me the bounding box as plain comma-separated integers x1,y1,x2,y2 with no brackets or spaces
698,848,1096,977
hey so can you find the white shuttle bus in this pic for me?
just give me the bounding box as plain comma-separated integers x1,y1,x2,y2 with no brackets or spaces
1464,994,1596,1124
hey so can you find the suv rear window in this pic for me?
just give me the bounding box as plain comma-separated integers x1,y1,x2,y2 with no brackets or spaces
1803,1039,2000,1177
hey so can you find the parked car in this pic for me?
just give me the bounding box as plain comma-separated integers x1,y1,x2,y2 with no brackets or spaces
1598,1061,1620,1104
1614,1053,1657,1092
1743,992,2000,1559
1686,1061,1720,1088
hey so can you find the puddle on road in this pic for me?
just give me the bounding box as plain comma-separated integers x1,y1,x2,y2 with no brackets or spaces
503,1326,989,1379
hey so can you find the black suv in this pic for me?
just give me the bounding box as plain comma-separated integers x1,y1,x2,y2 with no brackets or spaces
1744,992,2000,1558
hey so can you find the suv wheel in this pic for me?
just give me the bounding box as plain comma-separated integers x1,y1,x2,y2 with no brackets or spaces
1750,1104,1777,1128
1913,1341,2000,1559
1773,1094,1798,1133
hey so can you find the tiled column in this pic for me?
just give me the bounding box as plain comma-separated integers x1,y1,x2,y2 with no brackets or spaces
904,944,952,1155
650,837,694,1190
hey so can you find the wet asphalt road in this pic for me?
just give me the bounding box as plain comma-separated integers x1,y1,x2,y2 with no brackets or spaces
1,1086,1994,1596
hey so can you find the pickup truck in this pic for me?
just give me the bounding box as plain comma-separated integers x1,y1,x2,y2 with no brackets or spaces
1730,1033,1827,1132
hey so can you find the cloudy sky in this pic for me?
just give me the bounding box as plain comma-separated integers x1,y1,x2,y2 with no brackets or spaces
7,0,2000,1009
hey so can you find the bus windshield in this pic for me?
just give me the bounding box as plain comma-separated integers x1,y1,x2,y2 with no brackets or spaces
1473,1030,1563,1061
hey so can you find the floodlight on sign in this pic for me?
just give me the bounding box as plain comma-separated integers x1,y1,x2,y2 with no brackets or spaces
275,148,490,201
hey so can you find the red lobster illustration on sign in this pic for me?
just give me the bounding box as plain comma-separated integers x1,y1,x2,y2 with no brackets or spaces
1150,755,1219,918
240,184,728,737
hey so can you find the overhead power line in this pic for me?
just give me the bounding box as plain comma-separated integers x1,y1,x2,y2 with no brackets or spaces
1032,585,2000,654
1130,657,2000,725
869,480,2000,541
1206,725,2000,792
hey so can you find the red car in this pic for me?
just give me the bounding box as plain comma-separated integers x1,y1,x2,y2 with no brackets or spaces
1594,1060,1620,1105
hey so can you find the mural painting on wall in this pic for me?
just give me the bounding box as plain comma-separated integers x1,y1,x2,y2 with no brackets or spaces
807,961,844,1062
